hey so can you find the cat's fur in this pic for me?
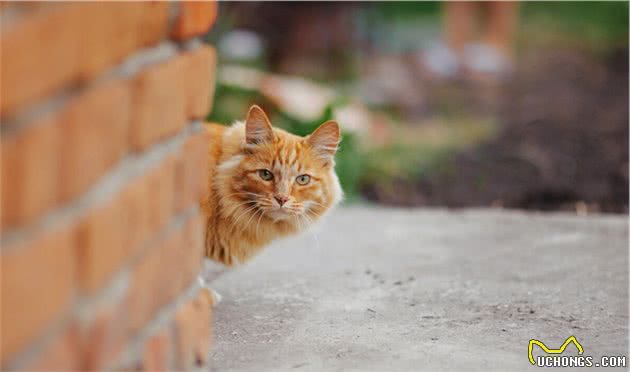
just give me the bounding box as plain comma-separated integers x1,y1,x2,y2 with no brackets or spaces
202,105,342,265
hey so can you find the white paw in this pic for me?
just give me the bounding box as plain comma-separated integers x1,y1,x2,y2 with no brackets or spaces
209,288,222,305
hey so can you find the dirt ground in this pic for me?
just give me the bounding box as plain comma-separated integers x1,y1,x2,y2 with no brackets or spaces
362,47,629,214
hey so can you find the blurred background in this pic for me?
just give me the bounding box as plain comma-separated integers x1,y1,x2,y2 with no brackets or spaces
206,1,629,214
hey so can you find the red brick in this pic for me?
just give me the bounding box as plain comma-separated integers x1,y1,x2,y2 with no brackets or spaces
161,213,204,308
127,211,203,335
171,1,218,40
1,3,82,117
127,252,155,336
82,294,130,370
156,236,186,307
117,154,177,261
58,79,130,202
0,222,76,365
175,131,211,213
119,175,151,257
127,229,177,335
183,45,217,119
130,56,187,150
0,2,172,115
1,114,61,229
181,212,206,289
77,2,143,80
145,155,177,234
148,231,183,305
76,193,127,293
0,2,172,116
174,288,213,369
21,325,81,371
160,213,205,304
142,327,173,371
0,2,44,12
139,1,170,47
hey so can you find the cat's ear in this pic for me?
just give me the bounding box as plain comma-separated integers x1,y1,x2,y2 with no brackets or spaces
245,105,274,145
307,120,340,159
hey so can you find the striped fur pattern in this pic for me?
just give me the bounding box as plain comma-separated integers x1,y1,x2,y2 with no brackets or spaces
202,105,342,265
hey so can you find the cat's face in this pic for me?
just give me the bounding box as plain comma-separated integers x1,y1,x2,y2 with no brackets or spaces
225,106,342,226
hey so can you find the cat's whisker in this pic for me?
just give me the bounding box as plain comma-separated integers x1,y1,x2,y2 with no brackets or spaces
221,197,255,207
284,206,302,213
307,205,324,217
219,191,264,202
220,190,256,198
217,195,256,211
243,191,264,197
223,200,257,218
301,212,315,227
304,208,321,224
256,202,273,210
234,191,265,200
224,206,252,222
300,212,321,251
255,209,265,238
229,203,258,232
295,213,306,231
220,192,249,199
306,200,327,211
297,214,316,248
307,208,325,228
217,196,256,209
240,204,263,235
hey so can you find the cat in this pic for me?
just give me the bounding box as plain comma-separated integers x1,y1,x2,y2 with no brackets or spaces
202,105,343,266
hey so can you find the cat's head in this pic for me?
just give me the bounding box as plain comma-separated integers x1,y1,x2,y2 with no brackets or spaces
221,105,342,227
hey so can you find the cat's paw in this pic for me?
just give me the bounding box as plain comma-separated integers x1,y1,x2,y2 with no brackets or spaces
209,288,222,305
197,276,222,305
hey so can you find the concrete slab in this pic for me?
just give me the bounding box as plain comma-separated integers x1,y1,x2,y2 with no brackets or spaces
208,207,628,371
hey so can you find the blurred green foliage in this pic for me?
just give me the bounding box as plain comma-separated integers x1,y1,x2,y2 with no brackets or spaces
368,1,441,21
521,1,628,48
206,1,627,204
363,144,452,184
368,1,628,42
364,1,628,52
207,84,265,125
361,115,497,189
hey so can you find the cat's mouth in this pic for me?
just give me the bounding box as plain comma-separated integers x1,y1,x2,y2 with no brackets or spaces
266,208,291,220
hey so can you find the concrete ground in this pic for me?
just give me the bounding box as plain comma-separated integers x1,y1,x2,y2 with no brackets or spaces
207,207,628,371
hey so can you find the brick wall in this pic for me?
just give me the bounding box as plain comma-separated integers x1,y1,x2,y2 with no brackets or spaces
1,2,218,369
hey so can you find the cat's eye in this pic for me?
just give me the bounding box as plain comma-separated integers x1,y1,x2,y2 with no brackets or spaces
296,174,311,185
258,169,274,181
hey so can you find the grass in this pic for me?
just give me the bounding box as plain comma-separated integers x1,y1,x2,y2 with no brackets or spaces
520,2,628,50
361,115,497,185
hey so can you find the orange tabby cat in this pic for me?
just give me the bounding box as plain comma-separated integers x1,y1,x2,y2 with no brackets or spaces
202,105,342,266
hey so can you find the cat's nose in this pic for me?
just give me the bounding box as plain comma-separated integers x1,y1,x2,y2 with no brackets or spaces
274,195,289,207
